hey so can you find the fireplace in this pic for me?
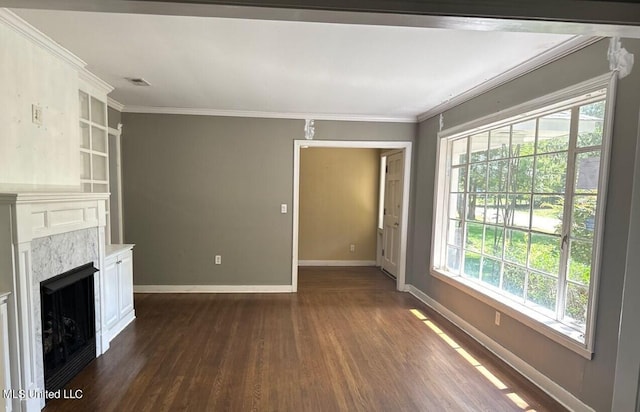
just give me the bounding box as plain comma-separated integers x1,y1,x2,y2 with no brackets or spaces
40,263,98,393
0,192,109,412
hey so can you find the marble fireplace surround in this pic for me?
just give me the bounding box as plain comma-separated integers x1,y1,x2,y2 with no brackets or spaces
0,193,110,412
31,228,99,399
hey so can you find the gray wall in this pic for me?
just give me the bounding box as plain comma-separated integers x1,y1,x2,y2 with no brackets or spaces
612,103,640,411
120,114,414,285
408,38,640,411
108,106,121,130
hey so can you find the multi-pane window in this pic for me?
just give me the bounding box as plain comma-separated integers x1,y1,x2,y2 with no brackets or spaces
436,84,611,347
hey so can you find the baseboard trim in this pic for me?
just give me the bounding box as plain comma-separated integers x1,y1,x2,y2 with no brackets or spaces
133,284,294,293
108,312,135,343
298,260,377,267
404,284,594,412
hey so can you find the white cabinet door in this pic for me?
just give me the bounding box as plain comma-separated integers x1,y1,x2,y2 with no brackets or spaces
102,246,135,349
103,256,119,329
118,251,134,317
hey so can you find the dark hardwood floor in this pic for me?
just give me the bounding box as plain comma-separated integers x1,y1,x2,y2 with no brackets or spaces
44,266,566,411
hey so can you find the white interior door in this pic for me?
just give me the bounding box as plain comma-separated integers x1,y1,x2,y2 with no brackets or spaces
382,151,404,277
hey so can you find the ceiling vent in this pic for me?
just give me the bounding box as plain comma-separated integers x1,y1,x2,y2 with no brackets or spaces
125,77,151,86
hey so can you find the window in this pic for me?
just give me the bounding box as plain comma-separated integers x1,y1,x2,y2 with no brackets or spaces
432,75,615,356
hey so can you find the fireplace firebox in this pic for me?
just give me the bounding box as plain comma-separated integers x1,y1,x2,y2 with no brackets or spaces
40,263,98,393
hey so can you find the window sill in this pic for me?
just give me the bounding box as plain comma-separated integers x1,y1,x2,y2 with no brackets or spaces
430,268,594,360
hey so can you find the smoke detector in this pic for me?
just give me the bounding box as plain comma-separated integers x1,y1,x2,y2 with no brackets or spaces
125,77,151,86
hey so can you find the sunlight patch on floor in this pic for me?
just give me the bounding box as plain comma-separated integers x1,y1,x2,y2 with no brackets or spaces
410,308,428,320
410,308,533,410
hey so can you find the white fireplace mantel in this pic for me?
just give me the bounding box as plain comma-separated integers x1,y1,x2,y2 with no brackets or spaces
0,192,110,412
0,192,109,243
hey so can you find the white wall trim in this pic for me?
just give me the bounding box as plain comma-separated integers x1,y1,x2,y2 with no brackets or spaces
106,311,135,343
298,260,377,267
122,105,417,123
417,35,603,122
405,284,595,412
292,140,412,293
133,285,294,293
107,97,125,112
0,8,86,70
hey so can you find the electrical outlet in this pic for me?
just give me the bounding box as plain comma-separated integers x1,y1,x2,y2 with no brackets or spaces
281,204,287,214
215,255,221,265
494,311,501,326
349,244,355,252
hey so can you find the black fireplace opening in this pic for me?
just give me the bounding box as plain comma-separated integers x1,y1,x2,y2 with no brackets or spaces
41,263,98,393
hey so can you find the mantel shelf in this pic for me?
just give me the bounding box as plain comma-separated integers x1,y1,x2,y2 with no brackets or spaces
0,192,110,204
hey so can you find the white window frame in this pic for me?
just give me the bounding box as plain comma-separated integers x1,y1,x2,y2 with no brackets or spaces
430,73,617,359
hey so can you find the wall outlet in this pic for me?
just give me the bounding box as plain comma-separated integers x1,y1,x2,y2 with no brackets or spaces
215,255,221,265
32,104,43,126
494,311,501,326
281,204,287,214
349,244,355,252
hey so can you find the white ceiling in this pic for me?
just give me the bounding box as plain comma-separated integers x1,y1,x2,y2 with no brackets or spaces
14,9,574,121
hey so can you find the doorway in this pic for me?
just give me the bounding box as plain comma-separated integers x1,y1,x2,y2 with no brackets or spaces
292,140,412,292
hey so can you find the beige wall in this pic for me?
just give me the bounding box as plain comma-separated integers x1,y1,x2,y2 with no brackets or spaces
299,148,380,261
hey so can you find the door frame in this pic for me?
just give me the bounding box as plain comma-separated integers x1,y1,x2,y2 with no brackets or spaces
292,140,412,292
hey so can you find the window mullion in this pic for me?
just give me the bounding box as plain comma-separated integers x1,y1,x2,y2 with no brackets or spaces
459,137,471,275
557,106,580,321
500,126,512,291
522,119,539,305
444,143,455,271
481,135,490,284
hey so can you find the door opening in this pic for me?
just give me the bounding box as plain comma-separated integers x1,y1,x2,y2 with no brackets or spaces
292,140,412,292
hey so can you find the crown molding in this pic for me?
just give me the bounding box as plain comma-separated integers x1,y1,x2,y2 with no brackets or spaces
0,8,86,70
107,97,125,112
122,106,417,123
1,8,114,95
79,69,114,95
417,35,603,122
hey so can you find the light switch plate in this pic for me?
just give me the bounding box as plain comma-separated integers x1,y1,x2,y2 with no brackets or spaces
281,204,287,214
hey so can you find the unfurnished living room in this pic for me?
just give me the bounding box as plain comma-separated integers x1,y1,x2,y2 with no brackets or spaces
0,1,639,411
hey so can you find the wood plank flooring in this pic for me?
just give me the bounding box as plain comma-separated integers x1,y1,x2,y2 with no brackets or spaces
44,266,566,411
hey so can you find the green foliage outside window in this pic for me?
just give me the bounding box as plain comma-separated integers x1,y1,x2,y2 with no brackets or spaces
451,99,606,331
